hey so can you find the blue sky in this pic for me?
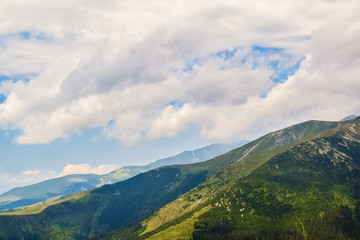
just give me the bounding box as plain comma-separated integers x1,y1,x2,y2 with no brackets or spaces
183,46,303,85
0,127,211,172
0,0,360,194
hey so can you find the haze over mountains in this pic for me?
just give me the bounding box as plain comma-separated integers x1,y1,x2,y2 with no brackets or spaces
0,116,359,239
0,142,245,211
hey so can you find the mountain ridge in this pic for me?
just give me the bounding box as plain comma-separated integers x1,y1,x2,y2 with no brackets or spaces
341,115,359,122
137,119,355,239
189,119,360,239
133,119,360,239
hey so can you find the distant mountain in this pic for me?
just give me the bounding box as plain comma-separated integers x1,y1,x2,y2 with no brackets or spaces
1,118,358,239
100,142,246,185
0,142,245,211
0,174,100,211
341,115,359,121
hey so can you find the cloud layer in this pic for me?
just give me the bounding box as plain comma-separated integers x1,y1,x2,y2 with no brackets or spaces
1,0,360,145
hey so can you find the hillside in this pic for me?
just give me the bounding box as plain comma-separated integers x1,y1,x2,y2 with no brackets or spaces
0,142,243,212
192,120,360,239
137,118,360,240
0,118,357,239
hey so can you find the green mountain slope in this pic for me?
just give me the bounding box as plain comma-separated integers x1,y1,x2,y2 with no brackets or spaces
138,118,360,240
0,119,355,239
192,120,360,239
0,142,243,212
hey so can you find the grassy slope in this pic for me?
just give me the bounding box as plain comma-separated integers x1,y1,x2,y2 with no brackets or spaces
146,205,212,240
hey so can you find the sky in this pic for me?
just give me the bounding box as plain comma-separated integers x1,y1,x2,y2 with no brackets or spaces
0,0,360,194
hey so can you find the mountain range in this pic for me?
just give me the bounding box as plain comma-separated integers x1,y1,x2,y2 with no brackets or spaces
0,116,359,239
0,142,245,212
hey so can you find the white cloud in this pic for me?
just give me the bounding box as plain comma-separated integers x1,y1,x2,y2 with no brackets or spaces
22,170,41,176
59,163,118,177
148,104,204,139
0,0,359,146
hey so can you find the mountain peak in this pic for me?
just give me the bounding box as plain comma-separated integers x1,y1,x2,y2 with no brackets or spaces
341,115,359,121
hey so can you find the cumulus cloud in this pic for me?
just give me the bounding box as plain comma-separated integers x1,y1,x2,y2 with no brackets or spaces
58,163,118,177
22,170,41,176
0,0,359,146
